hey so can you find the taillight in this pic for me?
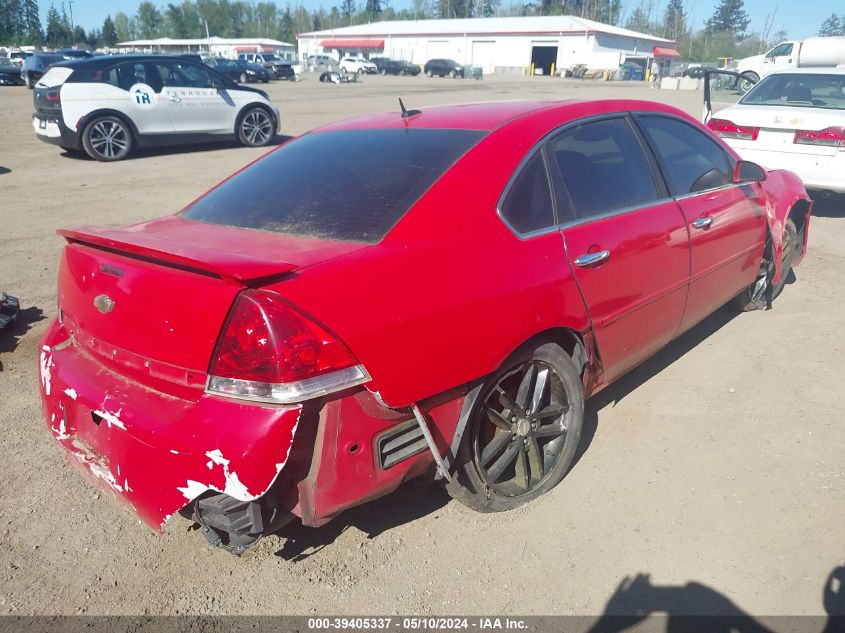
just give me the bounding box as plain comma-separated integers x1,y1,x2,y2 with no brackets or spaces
46,88,60,103
207,289,369,404
707,118,759,141
793,126,845,148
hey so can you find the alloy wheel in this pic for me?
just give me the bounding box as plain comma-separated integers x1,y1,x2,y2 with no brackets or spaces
472,360,571,497
240,109,273,146
88,120,130,160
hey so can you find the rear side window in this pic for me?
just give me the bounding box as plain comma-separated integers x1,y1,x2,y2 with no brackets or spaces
500,153,555,234
183,128,486,243
637,115,733,195
67,66,119,86
550,117,659,220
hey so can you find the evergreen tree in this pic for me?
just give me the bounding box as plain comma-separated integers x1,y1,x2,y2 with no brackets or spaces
818,13,843,37
22,0,43,44
706,0,750,37
101,14,117,46
340,0,355,23
365,0,382,17
279,7,294,41
137,1,163,39
45,4,69,47
0,0,24,42
662,0,685,40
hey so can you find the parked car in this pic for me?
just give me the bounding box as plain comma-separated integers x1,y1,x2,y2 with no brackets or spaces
683,65,717,79
211,58,270,84
369,56,391,73
238,52,296,80
32,55,279,161
704,68,845,194
339,56,376,75
424,58,464,78
57,48,95,60
9,50,33,66
0,61,24,86
38,99,811,554
307,54,336,69
22,53,64,88
381,59,421,76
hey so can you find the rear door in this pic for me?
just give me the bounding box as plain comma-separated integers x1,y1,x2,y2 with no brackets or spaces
549,115,691,383
153,60,236,133
114,61,174,135
635,113,766,333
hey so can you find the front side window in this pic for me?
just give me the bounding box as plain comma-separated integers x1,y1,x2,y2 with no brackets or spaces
550,117,659,220
637,115,733,195
769,43,794,57
500,153,555,235
183,128,486,243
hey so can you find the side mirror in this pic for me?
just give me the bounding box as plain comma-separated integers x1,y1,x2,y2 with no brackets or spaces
734,160,766,183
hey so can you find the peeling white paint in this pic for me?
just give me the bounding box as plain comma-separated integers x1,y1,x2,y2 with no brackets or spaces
93,408,126,431
70,450,124,493
64,388,78,400
39,348,53,396
51,406,70,441
177,479,212,501
124,478,132,492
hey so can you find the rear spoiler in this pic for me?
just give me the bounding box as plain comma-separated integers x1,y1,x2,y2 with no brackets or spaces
58,226,299,285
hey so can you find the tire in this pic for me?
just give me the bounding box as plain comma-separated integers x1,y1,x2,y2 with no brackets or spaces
24,73,31,89
733,218,799,311
81,115,133,162
445,340,584,513
239,72,248,84
449,69,457,78
237,106,275,147
741,71,759,83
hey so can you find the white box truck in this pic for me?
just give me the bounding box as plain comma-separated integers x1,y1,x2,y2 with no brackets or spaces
736,36,845,81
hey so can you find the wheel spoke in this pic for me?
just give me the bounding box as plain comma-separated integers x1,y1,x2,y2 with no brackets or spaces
485,406,512,432
535,404,569,420
480,431,513,466
526,436,544,482
530,367,548,414
516,442,529,491
534,423,565,438
486,441,520,483
496,386,520,415
515,364,534,410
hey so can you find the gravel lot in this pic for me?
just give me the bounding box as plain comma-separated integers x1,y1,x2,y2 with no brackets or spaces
0,74,843,619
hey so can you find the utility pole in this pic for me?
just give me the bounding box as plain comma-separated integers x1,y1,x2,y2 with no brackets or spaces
68,1,75,31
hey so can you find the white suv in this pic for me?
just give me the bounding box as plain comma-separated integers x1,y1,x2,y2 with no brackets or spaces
339,56,377,75
32,55,280,161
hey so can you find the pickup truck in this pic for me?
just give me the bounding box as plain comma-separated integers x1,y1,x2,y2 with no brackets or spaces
736,36,845,81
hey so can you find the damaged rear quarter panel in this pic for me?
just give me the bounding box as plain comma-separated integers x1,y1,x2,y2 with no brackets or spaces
39,319,303,530
758,169,812,283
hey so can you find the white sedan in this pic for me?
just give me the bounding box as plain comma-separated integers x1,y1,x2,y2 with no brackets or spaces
705,68,845,193
339,56,377,75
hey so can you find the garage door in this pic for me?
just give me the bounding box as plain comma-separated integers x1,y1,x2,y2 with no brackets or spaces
471,40,495,74
426,40,451,61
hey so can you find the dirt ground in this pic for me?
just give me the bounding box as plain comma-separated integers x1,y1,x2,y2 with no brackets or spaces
0,74,842,619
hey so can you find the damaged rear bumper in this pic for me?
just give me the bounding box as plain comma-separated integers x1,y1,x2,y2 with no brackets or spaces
38,318,303,530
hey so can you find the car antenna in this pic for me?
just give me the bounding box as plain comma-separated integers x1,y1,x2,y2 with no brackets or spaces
399,98,421,119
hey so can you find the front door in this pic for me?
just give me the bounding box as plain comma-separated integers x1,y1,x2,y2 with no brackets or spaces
154,60,236,134
634,114,767,333
115,61,173,135
548,116,691,382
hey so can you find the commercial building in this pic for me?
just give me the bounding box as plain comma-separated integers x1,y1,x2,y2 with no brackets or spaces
117,37,297,62
297,16,679,75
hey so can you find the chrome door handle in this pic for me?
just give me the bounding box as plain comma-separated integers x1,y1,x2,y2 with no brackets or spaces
574,250,610,267
692,217,713,229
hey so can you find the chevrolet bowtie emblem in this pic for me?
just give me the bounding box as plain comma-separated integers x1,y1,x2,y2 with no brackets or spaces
93,294,115,314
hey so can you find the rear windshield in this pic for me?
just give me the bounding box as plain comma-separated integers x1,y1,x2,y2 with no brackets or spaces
183,128,485,243
740,73,845,110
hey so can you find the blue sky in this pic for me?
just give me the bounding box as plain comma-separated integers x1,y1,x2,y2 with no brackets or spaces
55,0,839,40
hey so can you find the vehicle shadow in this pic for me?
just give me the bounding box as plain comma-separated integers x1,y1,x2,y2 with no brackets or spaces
0,166,10,175
59,135,293,162
273,478,450,562
572,306,739,469
810,193,845,219
586,565,845,633
0,306,45,371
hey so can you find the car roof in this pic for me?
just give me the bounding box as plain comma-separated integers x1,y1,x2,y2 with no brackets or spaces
52,54,203,69
313,99,682,133
769,67,845,76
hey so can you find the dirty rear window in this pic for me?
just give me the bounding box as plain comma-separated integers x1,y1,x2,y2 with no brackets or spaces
183,128,486,243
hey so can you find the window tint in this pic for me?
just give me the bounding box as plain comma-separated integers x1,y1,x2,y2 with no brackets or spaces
769,43,793,57
67,65,119,86
550,117,659,219
155,61,212,88
183,129,485,243
500,153,555,234
116,62,163,92
638,116,733,195
740,73,845,110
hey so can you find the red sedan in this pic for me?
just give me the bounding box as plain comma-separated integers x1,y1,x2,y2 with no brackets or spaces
39,99,812,554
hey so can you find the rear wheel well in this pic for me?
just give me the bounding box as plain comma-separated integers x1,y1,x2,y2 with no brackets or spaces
81,110,138,141
789,199,810,238
524,328,588,374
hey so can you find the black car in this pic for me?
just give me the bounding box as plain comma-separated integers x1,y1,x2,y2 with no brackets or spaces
683,65,718,79
22,53,64,88
381,59,421,76
211,59,270,83
424,58,464,78
0,62,24,86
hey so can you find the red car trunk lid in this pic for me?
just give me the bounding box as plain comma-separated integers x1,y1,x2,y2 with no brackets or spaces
56,216,367,392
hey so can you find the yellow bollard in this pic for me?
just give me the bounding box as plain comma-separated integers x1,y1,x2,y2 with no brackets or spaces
551,63,555,77
531,63,535,76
